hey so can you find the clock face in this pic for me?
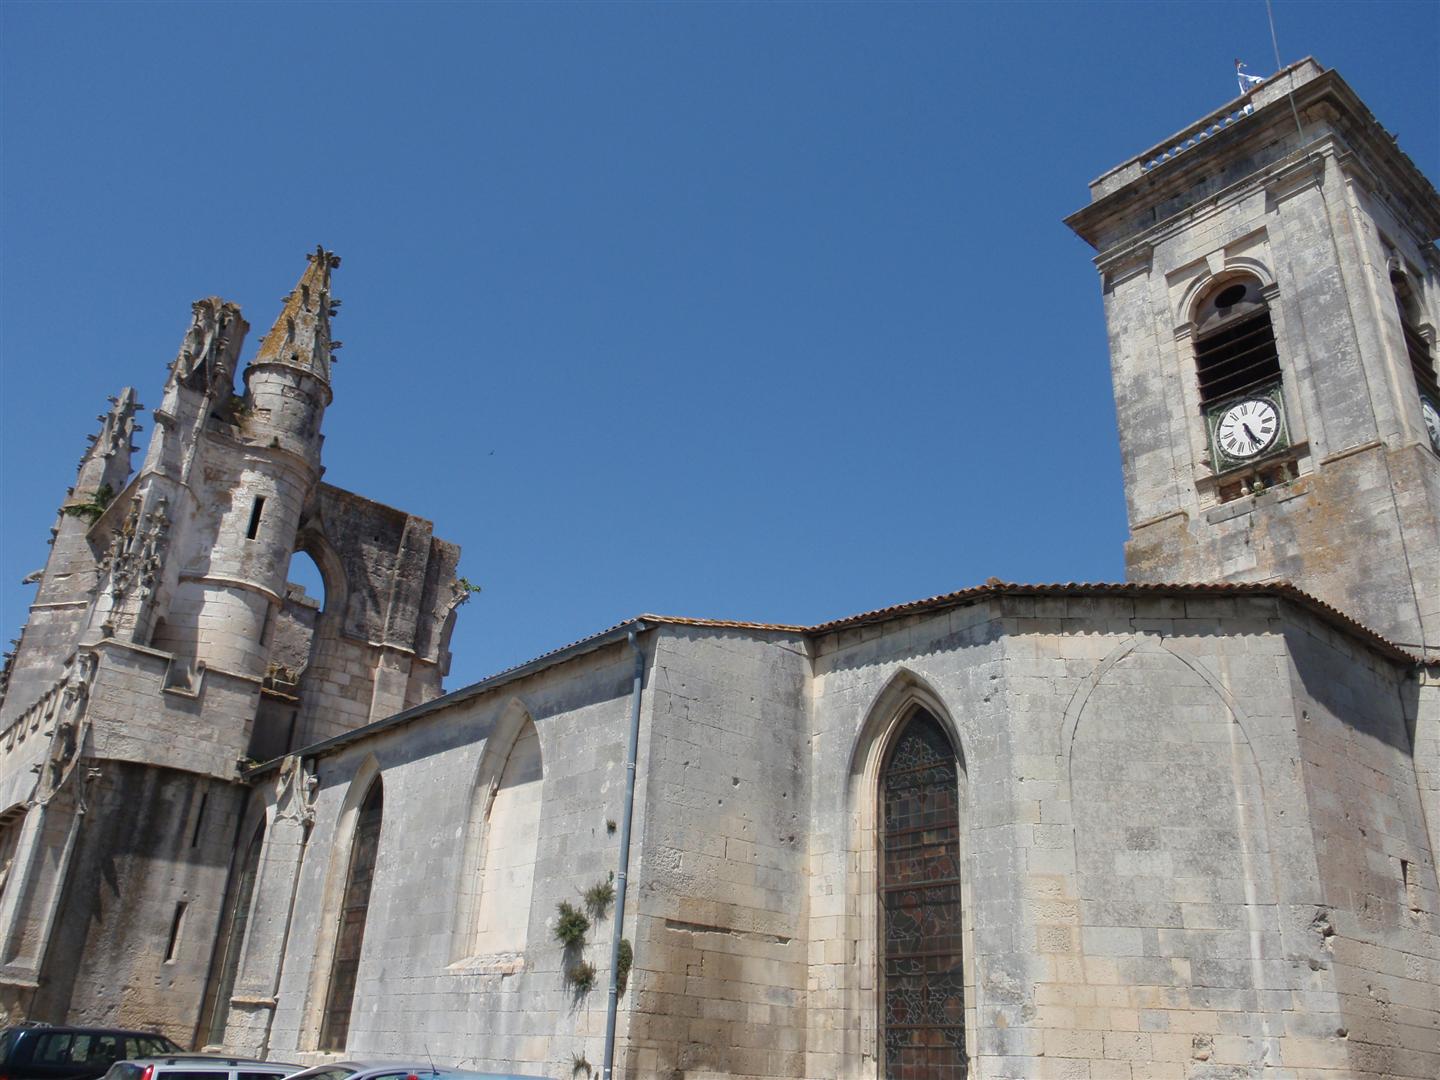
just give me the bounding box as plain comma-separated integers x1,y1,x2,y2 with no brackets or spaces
1216,398,1281,460
1423,396,1440,452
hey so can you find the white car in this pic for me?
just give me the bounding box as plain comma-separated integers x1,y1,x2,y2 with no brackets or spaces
101,1054,302,1080
284,1064,550,1080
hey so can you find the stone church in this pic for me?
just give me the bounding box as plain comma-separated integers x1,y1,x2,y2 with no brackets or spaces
0,58,1437,1080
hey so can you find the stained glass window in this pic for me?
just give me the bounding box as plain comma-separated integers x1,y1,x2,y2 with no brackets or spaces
881,709,966,1078
320,778,383,1050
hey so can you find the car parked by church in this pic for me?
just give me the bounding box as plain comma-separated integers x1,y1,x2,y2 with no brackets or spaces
99,1054,301,1080
283,1064,551,1080
0,1026,183,1080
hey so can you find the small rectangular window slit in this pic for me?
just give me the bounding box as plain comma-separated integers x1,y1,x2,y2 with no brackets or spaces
1402,859,1421,915
246,497,266,540
190,792,208,848
166,901,188,962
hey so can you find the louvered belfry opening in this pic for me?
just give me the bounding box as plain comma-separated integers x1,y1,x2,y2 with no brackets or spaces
881,708,966,1079
1404,320,1439,401
1394,273,1439,402
1195,279,1282,406
320,778,384,1051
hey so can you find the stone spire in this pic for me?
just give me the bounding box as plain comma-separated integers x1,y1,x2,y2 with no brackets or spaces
249,245,342,387
71,387,140,506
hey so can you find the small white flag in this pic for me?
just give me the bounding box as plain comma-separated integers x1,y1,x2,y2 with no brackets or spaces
1235,60,1266,95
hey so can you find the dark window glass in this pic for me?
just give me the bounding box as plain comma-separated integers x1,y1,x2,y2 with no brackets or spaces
127,1037,181,1058
155,1071,226,1080
319,778,384,1051
882,709,966,1079
34,1034,74,1064
239,1072,294,1080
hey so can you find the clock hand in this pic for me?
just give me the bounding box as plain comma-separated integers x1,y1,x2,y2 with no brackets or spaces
1242,422,1261,445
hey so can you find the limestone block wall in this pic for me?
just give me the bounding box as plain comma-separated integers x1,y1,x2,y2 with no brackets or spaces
1286,623,1440,1078
258,637,645,1078
30,763,247,1045
219,593,1435,1080
803,591,1437,1079
0,600,88,730
623,626,811,1079
84,640,261,780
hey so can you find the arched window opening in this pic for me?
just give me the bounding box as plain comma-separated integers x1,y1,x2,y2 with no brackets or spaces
473,720,543,955
197,819,264,1048
1193,277,1281,407
285,549,326,612
0,808,25,902
881,708,966,1078
320,778,383,1052
1391,264,1440,450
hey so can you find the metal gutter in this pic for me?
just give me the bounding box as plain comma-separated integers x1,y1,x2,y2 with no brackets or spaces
602,628,647,1080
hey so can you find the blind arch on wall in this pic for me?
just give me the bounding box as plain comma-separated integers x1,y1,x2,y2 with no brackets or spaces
880,707,966,1078
471,716,544,956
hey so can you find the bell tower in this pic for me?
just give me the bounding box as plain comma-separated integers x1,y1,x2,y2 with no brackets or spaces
1067,59,1440,658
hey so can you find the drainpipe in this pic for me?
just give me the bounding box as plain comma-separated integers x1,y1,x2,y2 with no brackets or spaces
602,625,647,1080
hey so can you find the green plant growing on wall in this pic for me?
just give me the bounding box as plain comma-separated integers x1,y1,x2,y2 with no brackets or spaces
455,576,483,603
218,394,252,425
616,937,633,996
583,877,614,920
62,483,114,523
570,1052,591,1078
554,900,589,947
566,960,596,992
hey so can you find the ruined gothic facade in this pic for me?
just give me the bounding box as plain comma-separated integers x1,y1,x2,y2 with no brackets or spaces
1,59,1438,1080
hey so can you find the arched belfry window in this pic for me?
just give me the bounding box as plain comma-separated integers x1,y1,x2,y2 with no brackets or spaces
1391,263,1440,451
1193,277,1282,407
881,708,966,1078
320,777,383,1051
1193,277,1295,490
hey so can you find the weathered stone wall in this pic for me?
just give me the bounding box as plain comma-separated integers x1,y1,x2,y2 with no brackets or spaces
623,626,811,1079
1287,623,1440,1078
222,593,1440,1079
30,762,246,1046
257,637,644,1077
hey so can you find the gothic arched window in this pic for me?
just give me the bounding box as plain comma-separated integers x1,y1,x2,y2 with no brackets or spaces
198,818,264,1047
881,708,966,1078
319,777,383,1051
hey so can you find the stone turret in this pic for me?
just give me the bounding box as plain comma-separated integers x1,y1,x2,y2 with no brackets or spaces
150,249,341,677
243,245,340,464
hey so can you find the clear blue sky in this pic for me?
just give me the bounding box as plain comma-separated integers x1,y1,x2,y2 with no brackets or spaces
3,1,1437,689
